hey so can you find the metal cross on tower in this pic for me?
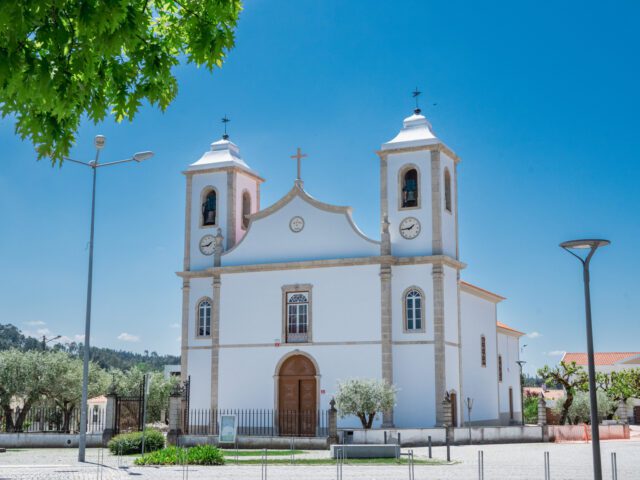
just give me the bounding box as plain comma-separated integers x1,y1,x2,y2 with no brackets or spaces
412,87,422,114
290,147,307,183
222,115,230,139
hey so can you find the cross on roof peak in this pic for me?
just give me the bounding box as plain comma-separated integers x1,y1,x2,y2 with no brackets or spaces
290,147,308,184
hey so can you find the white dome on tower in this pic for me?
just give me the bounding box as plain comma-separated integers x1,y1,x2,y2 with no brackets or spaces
188,136,260,177
381,111,440,150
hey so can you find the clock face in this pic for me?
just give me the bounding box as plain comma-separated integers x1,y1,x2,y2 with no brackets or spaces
199,234,216,255
399,217,421,239
289,216,305,233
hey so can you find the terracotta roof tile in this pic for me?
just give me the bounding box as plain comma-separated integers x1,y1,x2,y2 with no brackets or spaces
496,321,524,336
561,352,640,366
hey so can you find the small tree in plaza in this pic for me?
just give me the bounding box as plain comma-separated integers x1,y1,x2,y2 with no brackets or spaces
335,379,397,429
597,369,640,405
538,361,588,425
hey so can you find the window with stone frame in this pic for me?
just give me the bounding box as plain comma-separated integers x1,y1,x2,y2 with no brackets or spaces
404,288,424,332
202,190,217,226
498,354,503,382
241,191,251,229
481,335,487,367
197,299,212,337
444,168,452,212
286,291,309,343
401,168,419,208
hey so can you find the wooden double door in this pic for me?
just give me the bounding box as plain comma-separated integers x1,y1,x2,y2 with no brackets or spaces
278,355,317,436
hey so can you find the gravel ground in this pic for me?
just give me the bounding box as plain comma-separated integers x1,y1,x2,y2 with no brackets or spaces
0,438,638,479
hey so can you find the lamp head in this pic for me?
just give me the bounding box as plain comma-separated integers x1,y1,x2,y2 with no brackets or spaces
560,239,610,250
94,135,106,150
133,151,154,162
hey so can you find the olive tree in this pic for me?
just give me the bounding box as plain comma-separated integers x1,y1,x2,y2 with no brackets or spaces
538,361,588,425
0,349,47,431
0,0,242,163
334,379,397,429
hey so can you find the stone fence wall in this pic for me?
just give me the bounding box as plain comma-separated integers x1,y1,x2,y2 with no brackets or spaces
0,433,103,448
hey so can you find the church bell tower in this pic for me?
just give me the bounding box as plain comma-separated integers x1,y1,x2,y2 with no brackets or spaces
183,128,264,272
377,105,459,259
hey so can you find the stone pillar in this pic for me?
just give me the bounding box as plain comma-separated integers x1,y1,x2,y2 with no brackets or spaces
167,392,183,446
441,395,452,427
537,396,547,426
210,274,222,411
213,228,224,267
381,216,391,256
433,265,447,425
380,263,394,427
618,400,628,424
102,393,117,444
328,398,339,445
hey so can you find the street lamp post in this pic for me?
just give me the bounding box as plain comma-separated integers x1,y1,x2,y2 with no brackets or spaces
41,335,62,350
516,360,526,425
65,136,153,462
560,238,610,480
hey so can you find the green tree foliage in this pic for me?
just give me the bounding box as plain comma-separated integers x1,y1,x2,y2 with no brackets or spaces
0,349,48,431
523,393,539,424
554,391,617,425
335,379,397,429
111,367,179,422
597,369,640,403
538,361,588,425
40,351,110,432
0,323,179,371
0,0,242,163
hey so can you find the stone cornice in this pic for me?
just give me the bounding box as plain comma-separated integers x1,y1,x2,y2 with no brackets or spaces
376,143,461,164
176,254,466,277
460,281,505,303
182,165,265,184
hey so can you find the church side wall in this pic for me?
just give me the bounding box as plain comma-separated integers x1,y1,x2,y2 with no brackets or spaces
393,344,436,427
497,332,522,423
190,174,228,271
460,291,500,423
187,349,212,410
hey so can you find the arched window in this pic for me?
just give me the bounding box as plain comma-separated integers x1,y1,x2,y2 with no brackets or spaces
444,168,452,212
401,168,419,208
481,335,487,367
242,191,251,229
498,355,503,382
202,190,217,226
197,300,211,337
404,288,423,331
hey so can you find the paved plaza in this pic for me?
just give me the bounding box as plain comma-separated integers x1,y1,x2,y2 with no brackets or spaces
1,438,639,480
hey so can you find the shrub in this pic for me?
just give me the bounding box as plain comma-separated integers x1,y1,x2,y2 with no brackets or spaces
134,445,225,466
108,429,165,454
553,391,617,424
523,395,539,424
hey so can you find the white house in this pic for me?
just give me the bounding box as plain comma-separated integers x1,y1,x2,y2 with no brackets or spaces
177,106,523,429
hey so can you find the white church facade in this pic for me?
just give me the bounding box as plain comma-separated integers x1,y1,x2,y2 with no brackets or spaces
178,106,523,429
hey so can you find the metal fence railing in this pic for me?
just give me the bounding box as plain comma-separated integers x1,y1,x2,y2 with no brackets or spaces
1,405,105,433
184,408,329,437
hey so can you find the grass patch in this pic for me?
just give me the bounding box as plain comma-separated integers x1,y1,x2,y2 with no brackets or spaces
221,449,304,457
135,445,224,466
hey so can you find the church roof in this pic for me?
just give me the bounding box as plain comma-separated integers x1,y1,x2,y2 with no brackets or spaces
561,352,640,366
381,111,440,150
496,321,524,336
188,137,262,178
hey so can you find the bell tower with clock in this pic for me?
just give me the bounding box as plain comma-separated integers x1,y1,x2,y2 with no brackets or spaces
377,106,459,259
183,129,265,272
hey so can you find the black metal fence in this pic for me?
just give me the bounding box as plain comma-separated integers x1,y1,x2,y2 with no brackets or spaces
1,405,106,433
184,409,329,437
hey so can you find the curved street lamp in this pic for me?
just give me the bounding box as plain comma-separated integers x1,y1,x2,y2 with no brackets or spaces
63,136,153,462
560,238,610,480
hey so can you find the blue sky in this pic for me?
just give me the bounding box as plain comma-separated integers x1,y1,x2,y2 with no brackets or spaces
1,1,638,374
